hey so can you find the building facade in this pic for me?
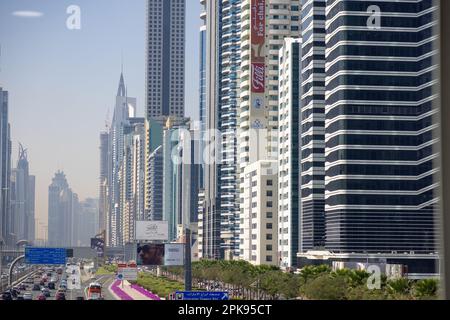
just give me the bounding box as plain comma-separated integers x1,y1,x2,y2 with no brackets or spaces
202,0,242,260
298,0,439,275
48,171,77,247
145,0,186,120
241,160,278,266
0,87,11,247
11,144,36,243
239,0,301,263
278,38,301,268
108,72,137,247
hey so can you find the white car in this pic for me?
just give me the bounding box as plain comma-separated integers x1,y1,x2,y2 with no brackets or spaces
23,293,33,300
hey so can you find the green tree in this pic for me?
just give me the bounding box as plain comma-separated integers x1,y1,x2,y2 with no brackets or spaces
386,278,411,296
301,274,348,300
413,279,438,299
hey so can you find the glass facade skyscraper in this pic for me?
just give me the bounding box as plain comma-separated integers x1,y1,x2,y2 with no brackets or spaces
299,1,438,273
324,0,438,254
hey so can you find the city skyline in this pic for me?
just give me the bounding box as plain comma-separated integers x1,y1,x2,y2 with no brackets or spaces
0,0,202,239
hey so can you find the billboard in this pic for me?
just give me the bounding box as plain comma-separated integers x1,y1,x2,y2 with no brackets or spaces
164,244,184,266
91,238,105,258
250,0,267,130
25,247,67,265
135,221,169,241
137,243,165,266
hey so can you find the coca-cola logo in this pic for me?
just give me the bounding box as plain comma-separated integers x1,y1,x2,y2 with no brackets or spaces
252,63,265,92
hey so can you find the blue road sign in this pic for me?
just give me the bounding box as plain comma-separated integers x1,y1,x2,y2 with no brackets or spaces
25,247,67,265
117,274,124,280
175,291,229,301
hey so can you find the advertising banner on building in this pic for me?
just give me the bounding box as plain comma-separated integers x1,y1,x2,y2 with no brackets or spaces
136,220,169,241
90,238,105,258
250,0,267,130
164,244,184,266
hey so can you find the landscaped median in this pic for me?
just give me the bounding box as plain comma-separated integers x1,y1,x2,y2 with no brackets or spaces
110,280,133,300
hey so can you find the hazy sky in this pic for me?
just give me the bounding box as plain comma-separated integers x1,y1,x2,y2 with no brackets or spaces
0,0,202,239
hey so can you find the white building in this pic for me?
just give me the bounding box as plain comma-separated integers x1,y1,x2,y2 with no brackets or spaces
239,0,301,264
278,38,302,269
241,160,278,266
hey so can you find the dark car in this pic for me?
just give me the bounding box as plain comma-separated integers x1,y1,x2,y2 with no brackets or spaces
1,291,13,301
41,288,51,297
46,273,52,277
48,282,56,290
16,296,25,300
18,284,27,291
76,296,85,301
32,284,41,291
37,293,47,301
9,289,19,298
55,292,66,300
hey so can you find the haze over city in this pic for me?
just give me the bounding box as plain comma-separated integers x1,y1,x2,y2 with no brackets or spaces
0,0,201,239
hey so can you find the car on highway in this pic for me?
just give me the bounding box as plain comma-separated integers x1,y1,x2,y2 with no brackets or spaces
18,284,28,291
58,286,67,293
1,291,13,301
37,293,47,301
55,292,66,300
48,282,56,290
76,296,85,300
23,293,33,300
41,288,51,297
32,284,41,291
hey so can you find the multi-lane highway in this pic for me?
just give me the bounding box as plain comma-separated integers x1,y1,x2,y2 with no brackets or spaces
1,259,117,301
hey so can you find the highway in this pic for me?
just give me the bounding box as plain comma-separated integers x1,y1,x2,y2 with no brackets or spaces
1,259,117,301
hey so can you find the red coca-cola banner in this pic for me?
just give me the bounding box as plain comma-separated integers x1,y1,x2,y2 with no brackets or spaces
252,63,265,93
251,0,265,45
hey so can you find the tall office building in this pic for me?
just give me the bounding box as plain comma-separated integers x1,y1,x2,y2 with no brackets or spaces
11,144,36,243
108,72,136,247
202,0,242,260
299,0,326,253
239,0,301,263
48,171,77,247
99,131,109,237
145,0,186,120
199,3,207,189
121,118,145,245
162,118,190,241
299,0,438,274
147,145,164,221
74,198,99,246
0,87,11,247
278,38,301,269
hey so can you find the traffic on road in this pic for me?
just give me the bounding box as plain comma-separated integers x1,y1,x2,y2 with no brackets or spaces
1,259,112,301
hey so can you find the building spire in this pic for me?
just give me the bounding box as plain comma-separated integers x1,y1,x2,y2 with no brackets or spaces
117,71,126,97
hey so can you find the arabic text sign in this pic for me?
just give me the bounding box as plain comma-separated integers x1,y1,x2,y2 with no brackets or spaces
25,247,67,265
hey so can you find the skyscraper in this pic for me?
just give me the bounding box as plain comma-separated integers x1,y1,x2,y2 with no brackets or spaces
299,0,326,253
99,131,109,236
145,0,186,120
121,117,145,245
278,38,301,269
11,144,36,243
48,171,77,247
239,0,301,264
202,0,242,261
0,87,11,246
108,72,137,247
298,0,438,274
